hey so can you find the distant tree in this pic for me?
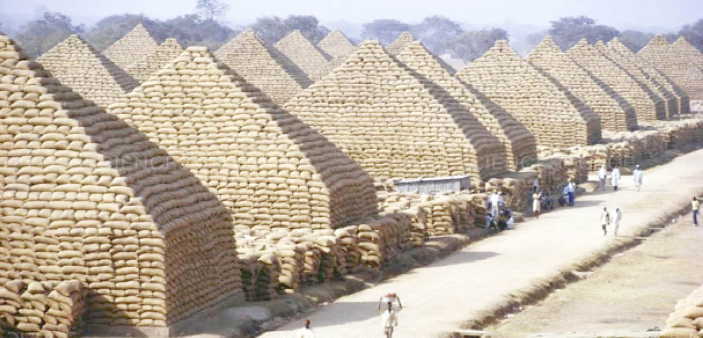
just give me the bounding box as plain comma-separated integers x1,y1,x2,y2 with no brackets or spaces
664,33,679,43
410,16,463,55
361,19,412,45
195,0,230,21
14,11,85,58
161,14,238,50
678,18,703,51
447,28,509,61
84,14,160,51
249,15,330,44
283,15,330,43
548,16,620,50
618,30,655,53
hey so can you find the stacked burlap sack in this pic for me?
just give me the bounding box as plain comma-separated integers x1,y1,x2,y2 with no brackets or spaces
213,29,312,105
456,40,602,149
125,38,184,83
0,280,85,337
396,41,532,173
1,34,243,327
567,38,666,122
36,34,138,108
639,35,703,101
595,40,677,119
608,37,691,115
102,23,158,69
274,30,332,81
526,36,636,132
317,30,356,59
284,40,499,183
661,282,703,338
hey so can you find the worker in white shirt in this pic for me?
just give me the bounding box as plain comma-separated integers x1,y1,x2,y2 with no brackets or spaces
611,165,621,191
566,179,576,206
611,206,623,236
294,319,315,338
632,165,643,191
598,165,607,191
489,190,503,220
378,296,402,338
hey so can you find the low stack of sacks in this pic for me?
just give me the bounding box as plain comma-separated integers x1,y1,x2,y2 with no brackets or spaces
661,282,703,338
379,191,479,237
357,215,412,270
0,280,85,337
485,175,533,209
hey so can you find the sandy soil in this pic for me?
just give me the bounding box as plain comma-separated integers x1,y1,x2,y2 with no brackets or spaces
489,215,703,337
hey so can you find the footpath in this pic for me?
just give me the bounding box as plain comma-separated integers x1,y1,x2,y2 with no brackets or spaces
256,148,703,338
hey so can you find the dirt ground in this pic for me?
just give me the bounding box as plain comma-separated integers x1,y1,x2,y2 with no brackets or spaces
488,214,703,337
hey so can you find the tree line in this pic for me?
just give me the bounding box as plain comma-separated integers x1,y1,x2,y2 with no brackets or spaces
6,0,703,62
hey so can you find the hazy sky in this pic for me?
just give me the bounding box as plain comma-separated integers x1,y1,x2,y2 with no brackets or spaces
2,0,702,31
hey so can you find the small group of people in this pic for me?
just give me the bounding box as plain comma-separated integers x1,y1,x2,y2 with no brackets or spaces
486,190,515,231
599,206,623,236
598,164,643,192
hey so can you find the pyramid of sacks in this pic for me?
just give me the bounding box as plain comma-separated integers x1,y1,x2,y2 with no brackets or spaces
670,36,703,69
595,40,679,118
274,30,332,81
124,38,184,84
608,37,691,115
567,38,666,122
109,46,378,231
0,34,242,328
639,35,703,100
103,23,158,69
456,40,602,149
319,30,358,74
36,35,137,108
317,30,356,58
396,41,536,171
386,31,415,55
526,36,636,131
214,29,312,105
285,39,514,182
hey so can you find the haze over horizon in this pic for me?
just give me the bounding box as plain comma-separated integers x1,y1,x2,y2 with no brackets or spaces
2,0,701,37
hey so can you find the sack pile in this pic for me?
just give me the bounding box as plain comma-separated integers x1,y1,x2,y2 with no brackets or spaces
638,35,703,101
124,38,184,84
317,30,356,59
608,37,691,115
456,40,601,149
284,40,499,183
596,41,678,118
36,34,137,108
567,38,666,123
102,23,158,69
526,36,636,132
274,30,332,81
396,41,534,172
661,282,703,338
213,29,312,105
385,31,415,55
671,37,703,69
239,252,280,301
0,280,86,337
110,45,379,232
0,34,243,327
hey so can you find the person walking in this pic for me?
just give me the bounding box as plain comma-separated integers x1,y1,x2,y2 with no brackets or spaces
693,197,700,226
532,189,542,218
378,294,402,338
633,165,643,191
294,319,315,338
611,206,623,236
567,179,576,206
611,165,621,191
600,207,610,236
598,165,608,191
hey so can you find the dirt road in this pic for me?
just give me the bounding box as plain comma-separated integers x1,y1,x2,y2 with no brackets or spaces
489,214,703,337
258,149,703,338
